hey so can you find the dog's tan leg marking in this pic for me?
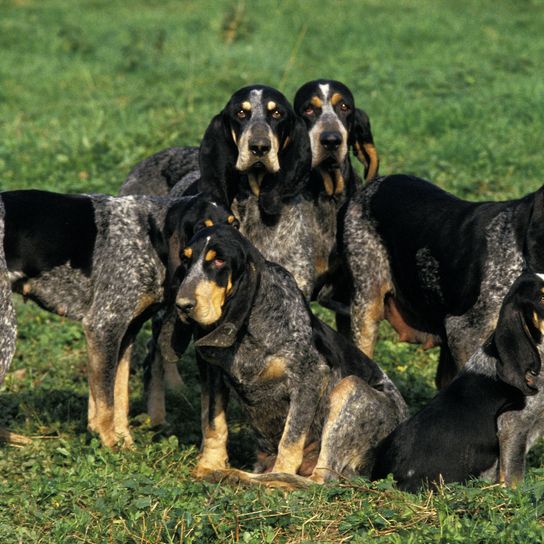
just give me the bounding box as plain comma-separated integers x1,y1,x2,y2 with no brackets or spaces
352,280,391,357
310,377,356,483
113,342,133,448
194,390,229,478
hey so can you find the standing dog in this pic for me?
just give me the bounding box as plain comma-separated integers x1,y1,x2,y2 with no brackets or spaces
372,272,544,492
344,174,544,387
175,225,406,484
0,190,232,447
293,79,379,321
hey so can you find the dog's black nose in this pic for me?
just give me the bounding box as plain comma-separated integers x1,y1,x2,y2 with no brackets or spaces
176,298,195,314
249,139,271,157
320,131,342,151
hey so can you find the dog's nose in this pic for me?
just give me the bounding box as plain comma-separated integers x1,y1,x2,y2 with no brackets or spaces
249,139,271,157
320,131,342,151
176,297,195,314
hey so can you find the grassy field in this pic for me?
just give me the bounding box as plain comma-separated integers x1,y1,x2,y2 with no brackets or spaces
1,0,544,542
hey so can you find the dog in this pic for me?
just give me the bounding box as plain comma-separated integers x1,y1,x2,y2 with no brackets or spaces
174,224,407,485
344,174,544,387
292,79,379,325
372,272,544,492
119,147,199,197
0,189,233,447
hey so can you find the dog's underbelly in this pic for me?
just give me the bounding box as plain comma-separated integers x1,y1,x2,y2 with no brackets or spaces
10,265,93,320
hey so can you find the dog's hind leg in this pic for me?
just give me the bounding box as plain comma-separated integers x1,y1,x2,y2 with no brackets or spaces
83,319,133,448
310,376,404,483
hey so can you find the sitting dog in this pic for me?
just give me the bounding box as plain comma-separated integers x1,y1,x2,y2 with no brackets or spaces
372,272,544,492
174,225,407,484
344,174,544,387
0,190,233,447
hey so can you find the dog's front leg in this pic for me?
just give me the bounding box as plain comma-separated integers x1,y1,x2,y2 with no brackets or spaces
194,355,230,478
272,358,329,474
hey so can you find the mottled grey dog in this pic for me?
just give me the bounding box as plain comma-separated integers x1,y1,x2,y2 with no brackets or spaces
344,174,544,387
175,225,407,486
0,190,231,447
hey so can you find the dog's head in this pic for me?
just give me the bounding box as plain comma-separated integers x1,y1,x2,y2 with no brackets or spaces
485,272,544,395
162,195,238,298
175,225,260,347
198,85,311,216
294,79,379,185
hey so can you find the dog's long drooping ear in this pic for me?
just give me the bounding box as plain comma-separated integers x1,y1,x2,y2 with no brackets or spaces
194,245,260,349
198,113,239,207
487,277,544,395
349,108,379,182
259,116,312,216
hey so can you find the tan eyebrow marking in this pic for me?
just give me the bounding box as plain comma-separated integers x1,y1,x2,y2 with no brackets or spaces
227,215,236,224
204,219,214,227
183,247,193,258
267,101,277,111
310,96,323,108
331,92,344,105
241,101,251,111
205,249,217,262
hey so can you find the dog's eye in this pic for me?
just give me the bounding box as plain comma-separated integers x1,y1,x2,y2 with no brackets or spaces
213,258,226,269
237,110,247,119
339,102,350,112
304,106,314,116
271,109,282,119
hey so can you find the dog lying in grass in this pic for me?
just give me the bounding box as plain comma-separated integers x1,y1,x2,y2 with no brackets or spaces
372,272,544,491
174,224,407,487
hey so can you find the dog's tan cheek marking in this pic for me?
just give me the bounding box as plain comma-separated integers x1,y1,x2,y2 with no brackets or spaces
267,101,277,111
204,219,214,228
310,96,323,108
183,247,192,258
193,280,227,325
259,357,287,381
231,128,238,145
205,249,217,262
319,169,334,196
331,92,343,106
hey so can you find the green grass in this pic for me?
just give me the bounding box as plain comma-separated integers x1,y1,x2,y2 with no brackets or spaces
1,0,544,541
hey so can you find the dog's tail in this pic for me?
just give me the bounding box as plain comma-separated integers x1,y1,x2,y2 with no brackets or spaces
0,200,16,386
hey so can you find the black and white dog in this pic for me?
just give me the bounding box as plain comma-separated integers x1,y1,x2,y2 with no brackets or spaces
372,272,544,492
344,174,544,387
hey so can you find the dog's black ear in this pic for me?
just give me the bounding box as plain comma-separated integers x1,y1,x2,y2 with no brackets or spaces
198,113,239,207
349,108,379,182
488,298,542,395
194,251,260,349
259,116,312,216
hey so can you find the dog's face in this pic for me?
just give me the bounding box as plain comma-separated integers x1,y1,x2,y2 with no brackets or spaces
175,225,249,327
487,272,544,395
294,79,379,182
226,85,293,175
199,86,311,215
294,80,353,168
164,195,238,297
